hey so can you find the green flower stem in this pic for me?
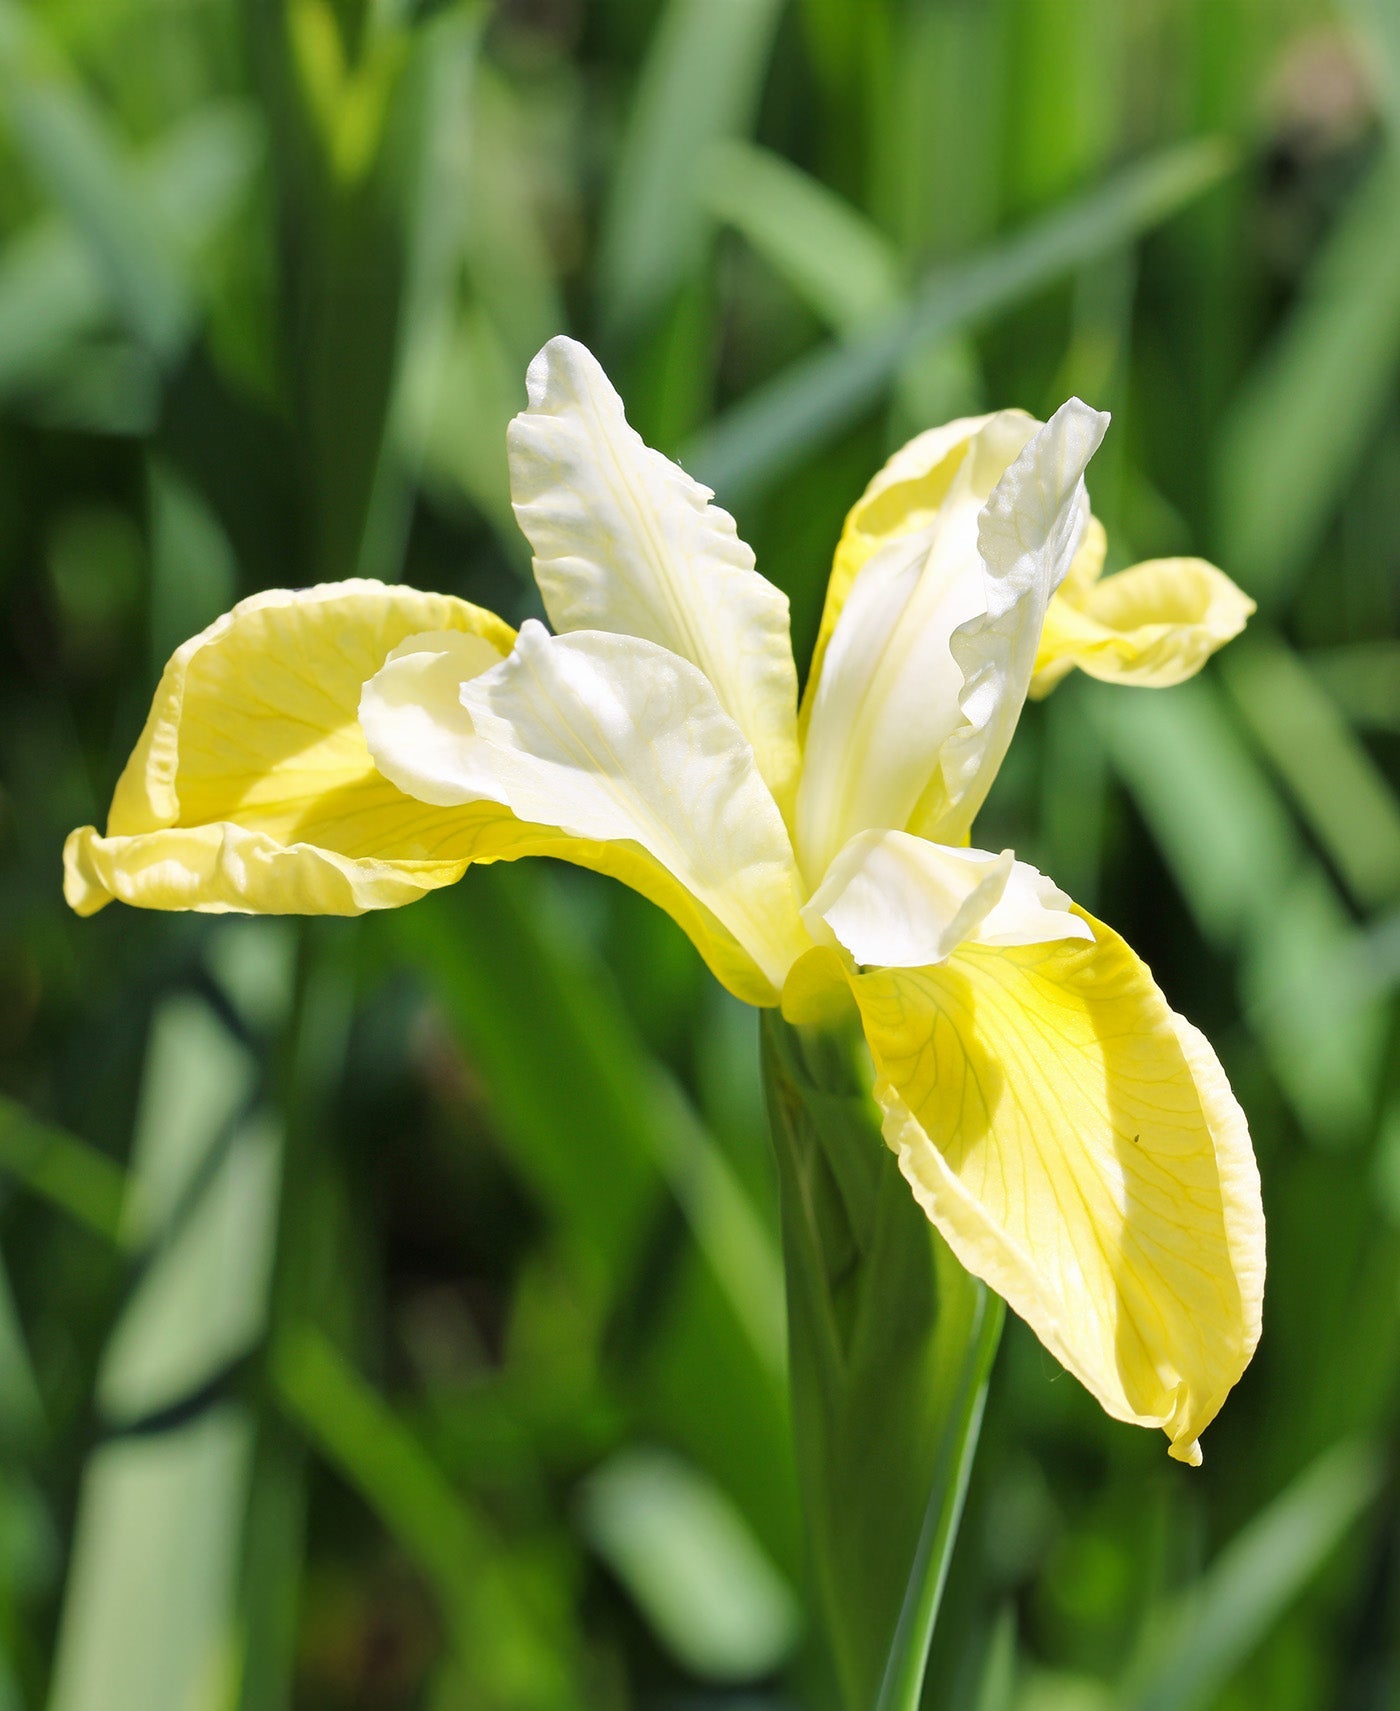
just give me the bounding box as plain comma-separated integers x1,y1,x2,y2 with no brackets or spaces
760,1009,1002,1710
874,1287,1004,1711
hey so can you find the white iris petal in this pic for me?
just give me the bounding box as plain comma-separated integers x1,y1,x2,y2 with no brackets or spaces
807,828,1092,969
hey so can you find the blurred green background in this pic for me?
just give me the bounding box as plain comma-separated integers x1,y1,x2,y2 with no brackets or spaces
2,0,1399,1706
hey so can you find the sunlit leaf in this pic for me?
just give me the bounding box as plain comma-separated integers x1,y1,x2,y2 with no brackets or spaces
47,1410,252,1711
47,989,280,1711
578,1445,800,1681
703,138,902,332
0,104,259,401
1223,634,1400,909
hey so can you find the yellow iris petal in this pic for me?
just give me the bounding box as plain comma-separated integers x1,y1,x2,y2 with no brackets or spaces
64,579,522,917
361,624,810,1006
576,839,796,1008
64,579,801,1004
846,913,1264,1463
807,425,1251,722
1032,519,1255,697
779,944,857,1029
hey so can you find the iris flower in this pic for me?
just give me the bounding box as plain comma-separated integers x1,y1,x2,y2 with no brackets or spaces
66,337,1263,1463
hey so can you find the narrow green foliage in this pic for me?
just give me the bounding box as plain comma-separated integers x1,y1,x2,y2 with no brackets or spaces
598,0,786,336
1121,1443,1383,1711
46,991,279,1711
273,1322,586,1708
577,1445,800,1681
688,140,1231,502
0,0,189,357
0,105,258,404
703,139,903,333
1224,634,1400,908
0,1097,126,1243
399,872,784,1376
761,1011,998,1711
1219,152,1400,604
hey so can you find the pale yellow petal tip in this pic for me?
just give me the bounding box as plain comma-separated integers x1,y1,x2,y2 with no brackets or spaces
856,915,1264,1463
64,580,525,922
62,822,468,917
63,827,114,917
1033,554,1256,698
780,946,856,1028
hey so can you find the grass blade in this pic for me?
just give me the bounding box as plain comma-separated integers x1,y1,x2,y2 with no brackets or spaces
47,992,277,1711
0,0,189,357
1218,150,1400,606
687,139,1231,503
273,1322,584,1708
972,1606,1018,1711
47,1411,253,1711
577,1445,800,1682
0,1097,126,1243
598,0,787,334
396,873,784,1376
0,104,259,401
1308,641,1400,732
703,138,902,332
1122,1442,1382,1711
1223,634,1400,909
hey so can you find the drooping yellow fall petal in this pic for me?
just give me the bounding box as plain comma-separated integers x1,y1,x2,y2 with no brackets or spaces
362,622,812,1003
63,580,523,917
1031,536,1255,697
848,913,1265,1463
508,336,801,812
64,813,511,918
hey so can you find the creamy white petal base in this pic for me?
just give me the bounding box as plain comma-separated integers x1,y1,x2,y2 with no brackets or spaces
362,620,811,990
805,828,1093,968
794,402,1108,880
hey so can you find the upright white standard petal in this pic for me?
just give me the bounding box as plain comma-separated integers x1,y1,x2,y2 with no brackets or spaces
793,411,1040,883
507,336,801,809
362,620,811,992
923,397,1109,843
805,828,1092,968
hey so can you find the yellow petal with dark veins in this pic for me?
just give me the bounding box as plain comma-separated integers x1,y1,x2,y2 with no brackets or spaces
848,911,1264,1463
64,579,518,918
1033,525,1254,697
